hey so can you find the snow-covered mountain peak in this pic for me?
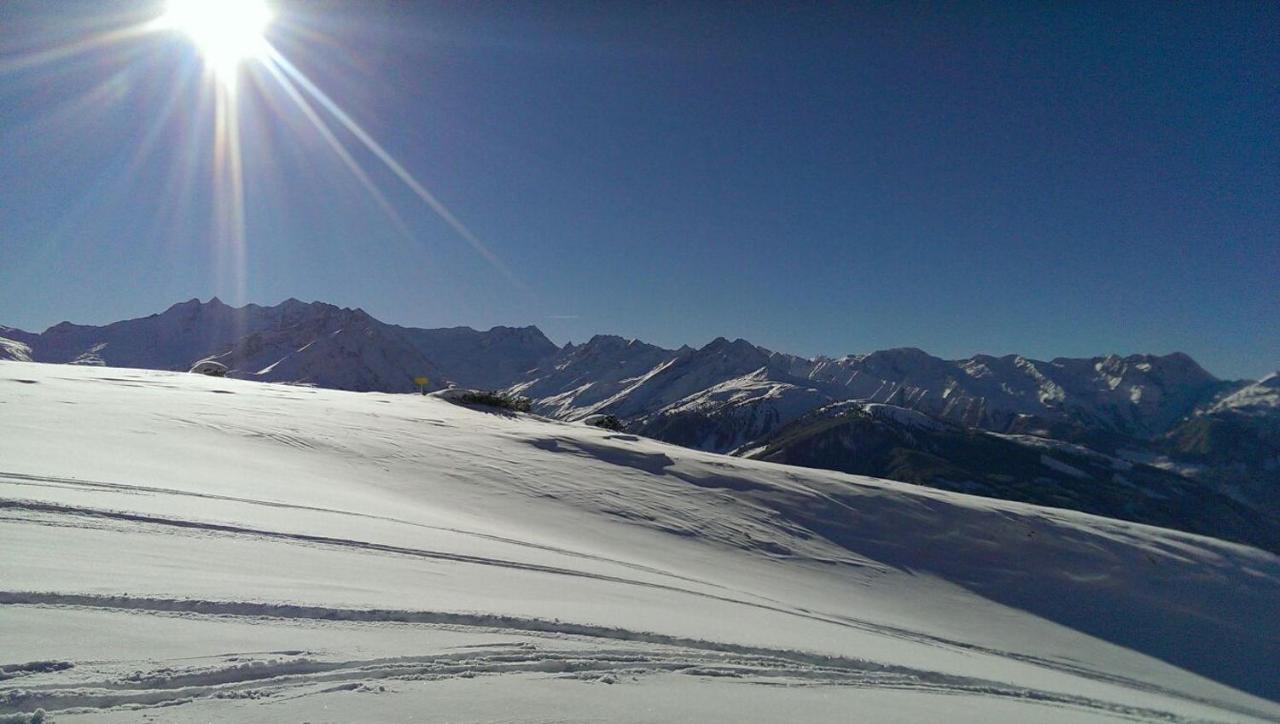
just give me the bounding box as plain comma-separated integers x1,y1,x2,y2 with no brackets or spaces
840,347,953,381
550,335,675,370
5,299,1277,587
4,361,1280,720
5,297,1264,464
1054,351,1215,388
6,298,566,392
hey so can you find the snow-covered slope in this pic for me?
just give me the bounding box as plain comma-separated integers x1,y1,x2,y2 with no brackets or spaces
1157,373,1280,514
513,338,840,452
10,297,362,371
0,335,33,362
202,305,446,392
1208,372,1280,416
800,349,1226,436
510,337,1243,451
2,361,1279,722
509,335,682,418
6,299,1274,560
632,370,837,452
738,400,1279,552
515,336,823,426
8,298,554,392
508,340,1277,544
6,298,1247,441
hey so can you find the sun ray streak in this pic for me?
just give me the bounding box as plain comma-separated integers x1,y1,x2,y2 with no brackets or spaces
212,80,249,311
5,5,527,302
260,58,420,245
264,44,524,289
0,24,152,74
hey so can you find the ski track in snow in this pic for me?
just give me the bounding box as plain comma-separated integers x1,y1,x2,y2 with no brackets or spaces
2,478,1275,723
0,469,736,589
0,593,1253,723
0,494,843,627
0,478,1107,667
3,363,1279,722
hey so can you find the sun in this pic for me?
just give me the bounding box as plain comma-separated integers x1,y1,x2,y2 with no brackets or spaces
161,0,273,81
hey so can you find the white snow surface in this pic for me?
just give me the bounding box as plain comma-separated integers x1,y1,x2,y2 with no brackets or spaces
1208,372,1280,416
801,350,1220,435
11,299,1261,444
641,369,836,451
2,361,1279,723
0,337,32,363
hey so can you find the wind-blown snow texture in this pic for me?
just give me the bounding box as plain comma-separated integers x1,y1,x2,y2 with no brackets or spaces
2,361,1279,722
3,297,1277,553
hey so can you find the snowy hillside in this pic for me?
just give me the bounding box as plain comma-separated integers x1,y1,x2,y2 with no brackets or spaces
632,370,837,452
1157,373,1280,515
203,305,448,393
739,400,1279,552
0,298,553,392
1208,372,1280,416
795,349,1227,437
509,337,1259,460
2,361,1279,722
0,334,32,362
517,340,1239,442
508,334,682,419
5,298,1276,557
4,299,1256,439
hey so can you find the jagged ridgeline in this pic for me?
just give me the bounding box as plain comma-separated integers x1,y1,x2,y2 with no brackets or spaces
3,297,1276,551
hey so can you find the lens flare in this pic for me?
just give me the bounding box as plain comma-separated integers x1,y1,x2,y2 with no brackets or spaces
161,0,271,83
3,2,523,297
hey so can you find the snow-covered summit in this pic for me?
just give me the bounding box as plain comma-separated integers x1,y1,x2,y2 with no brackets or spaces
205,305,446,392
7,299,1252,442
2,360,1277,721
508,334,680,418
5,298,1272,544
800,349,1223,436
7,298,556,392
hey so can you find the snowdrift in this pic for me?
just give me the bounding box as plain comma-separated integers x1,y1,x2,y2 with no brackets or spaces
1,361,1277,722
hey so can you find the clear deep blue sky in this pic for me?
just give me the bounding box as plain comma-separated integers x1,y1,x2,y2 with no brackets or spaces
1,1,1276,378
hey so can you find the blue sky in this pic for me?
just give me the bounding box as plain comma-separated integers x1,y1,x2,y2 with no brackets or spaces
0,1,1276,378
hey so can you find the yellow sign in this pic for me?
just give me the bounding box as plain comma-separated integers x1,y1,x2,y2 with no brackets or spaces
413,376,429,386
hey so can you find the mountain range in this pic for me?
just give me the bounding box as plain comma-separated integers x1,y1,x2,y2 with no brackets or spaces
3,297,1276,550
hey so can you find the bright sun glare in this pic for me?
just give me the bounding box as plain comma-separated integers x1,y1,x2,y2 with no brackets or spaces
161,0,272,80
